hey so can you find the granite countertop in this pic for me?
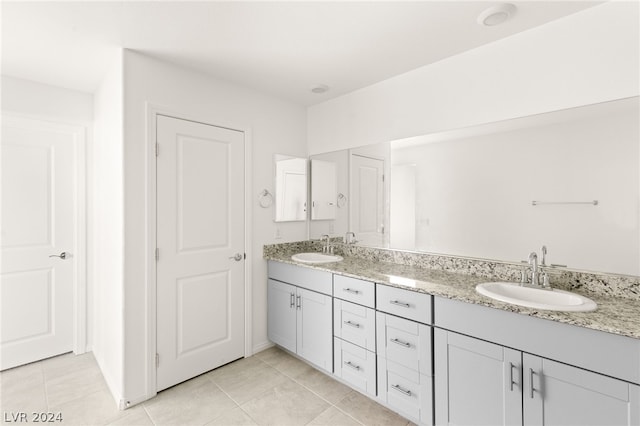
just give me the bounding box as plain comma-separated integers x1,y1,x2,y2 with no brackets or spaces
264,249,640,341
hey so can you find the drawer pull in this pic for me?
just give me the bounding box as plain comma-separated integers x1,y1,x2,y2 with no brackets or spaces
390,338,411,348
389,300,411,308
343,288,361,295
343,361,361,371
391,384,412,396
343,320,361,328
289,293,295,309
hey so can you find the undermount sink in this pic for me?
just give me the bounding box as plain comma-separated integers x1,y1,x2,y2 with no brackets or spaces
475,282,597,312
291,252,344,264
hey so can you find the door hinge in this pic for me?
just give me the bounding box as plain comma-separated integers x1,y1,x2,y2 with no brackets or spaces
155,248,159,261
156,353,159,368
155,143,159,157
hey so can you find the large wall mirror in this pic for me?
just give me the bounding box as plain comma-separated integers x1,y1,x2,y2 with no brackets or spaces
274,154,307,222
310,96,640,276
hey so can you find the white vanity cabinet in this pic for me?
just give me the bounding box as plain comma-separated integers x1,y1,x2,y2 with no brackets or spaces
434,297,640,426
267,261,333,372
333,275,377,396
376,284,434,426
435,329,640,426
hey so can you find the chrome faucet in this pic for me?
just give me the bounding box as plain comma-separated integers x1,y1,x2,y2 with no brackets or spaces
320,234,330,253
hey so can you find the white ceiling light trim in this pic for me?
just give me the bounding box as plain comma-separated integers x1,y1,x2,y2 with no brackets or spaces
477,3,517,26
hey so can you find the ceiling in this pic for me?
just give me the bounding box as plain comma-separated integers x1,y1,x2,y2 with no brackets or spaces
1,1,602,106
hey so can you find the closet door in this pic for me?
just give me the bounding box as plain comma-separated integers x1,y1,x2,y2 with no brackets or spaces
156,115,245,391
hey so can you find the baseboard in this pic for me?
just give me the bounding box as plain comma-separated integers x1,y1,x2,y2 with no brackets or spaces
252,341,274,355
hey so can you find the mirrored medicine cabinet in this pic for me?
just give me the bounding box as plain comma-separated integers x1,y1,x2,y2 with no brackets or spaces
273,154,307,222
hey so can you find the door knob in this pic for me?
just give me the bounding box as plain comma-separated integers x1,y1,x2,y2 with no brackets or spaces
229,253,243,262
49,252,68,260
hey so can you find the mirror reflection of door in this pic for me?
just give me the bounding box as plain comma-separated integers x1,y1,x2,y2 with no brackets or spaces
311,159,337,220
350,154,385,246
275,156,307,222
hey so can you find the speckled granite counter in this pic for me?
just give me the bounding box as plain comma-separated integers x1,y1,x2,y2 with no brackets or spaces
264,242,640,341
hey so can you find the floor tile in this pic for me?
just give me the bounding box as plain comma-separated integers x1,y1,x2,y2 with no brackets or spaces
307,406,362,426
48,387,125,425
106,406,154,426
293,367,353,405
1,366,48,416
336,391,409,426
144,374,237,426
254,347,313,378
240,379,329,425
208,357,289,405
204,407,257,426
45,363,108,407
41,352,98,382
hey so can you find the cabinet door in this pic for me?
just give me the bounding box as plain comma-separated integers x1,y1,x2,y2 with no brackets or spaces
523,354,640,426
435,329,522,426
267,279,296,353
297,288,333,372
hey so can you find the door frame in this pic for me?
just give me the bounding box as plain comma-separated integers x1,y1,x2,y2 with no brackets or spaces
1,112,88,357
144,104,253,400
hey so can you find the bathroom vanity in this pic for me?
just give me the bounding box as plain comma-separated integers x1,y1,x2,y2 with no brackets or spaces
265,243,640,426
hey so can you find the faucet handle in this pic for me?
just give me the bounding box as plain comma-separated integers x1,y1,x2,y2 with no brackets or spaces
519,268,528,285
541,272,551,288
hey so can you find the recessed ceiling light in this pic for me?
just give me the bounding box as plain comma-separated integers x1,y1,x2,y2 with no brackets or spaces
311,84,330,94
477,3,517,26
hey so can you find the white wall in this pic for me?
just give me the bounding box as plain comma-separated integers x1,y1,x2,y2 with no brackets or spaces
391,102,640,275
91,51,125,404
307,1,640,155
122,50,307,403
1,75,93,123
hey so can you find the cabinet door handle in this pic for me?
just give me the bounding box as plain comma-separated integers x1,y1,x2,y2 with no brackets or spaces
390,338,411,348
389,300,410,308
290,293,295,308
509,362,518,391
343,361,361,371
391,384,412,396
343,320,361,328
343,288,360,295
296,295,301,310
529,368,536,398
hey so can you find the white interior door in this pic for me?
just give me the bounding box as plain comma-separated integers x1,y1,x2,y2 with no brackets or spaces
156,115,245,391
350,154,384,246
1,117,77,370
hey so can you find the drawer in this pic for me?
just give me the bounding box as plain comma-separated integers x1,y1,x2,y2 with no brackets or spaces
333,338,376,396
268,260,332,296
378,358,433,426
376,284,432,324
334,299,376,352
377,312,432,375
333,275,375,308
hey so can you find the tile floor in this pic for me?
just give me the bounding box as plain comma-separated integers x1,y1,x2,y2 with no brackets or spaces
1,347,414,426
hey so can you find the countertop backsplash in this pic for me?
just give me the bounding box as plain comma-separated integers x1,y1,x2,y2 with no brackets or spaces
263,239,640,302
